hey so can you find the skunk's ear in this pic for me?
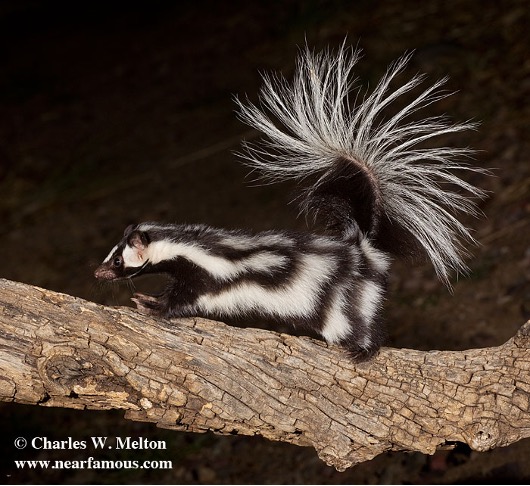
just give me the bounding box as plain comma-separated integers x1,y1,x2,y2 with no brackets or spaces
123,224,137,237
127,230,150,250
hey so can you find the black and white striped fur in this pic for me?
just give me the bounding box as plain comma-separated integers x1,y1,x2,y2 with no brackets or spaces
95,223,390,358
95,44,485,360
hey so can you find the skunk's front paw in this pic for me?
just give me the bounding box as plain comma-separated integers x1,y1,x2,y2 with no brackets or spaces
131,292,165,315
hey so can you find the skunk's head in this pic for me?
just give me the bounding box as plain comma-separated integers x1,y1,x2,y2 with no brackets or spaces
94,224,151,281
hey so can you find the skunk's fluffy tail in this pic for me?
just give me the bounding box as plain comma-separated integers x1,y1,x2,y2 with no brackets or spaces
235,43,486,286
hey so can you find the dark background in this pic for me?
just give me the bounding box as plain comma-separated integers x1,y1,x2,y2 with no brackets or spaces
1,0,529,483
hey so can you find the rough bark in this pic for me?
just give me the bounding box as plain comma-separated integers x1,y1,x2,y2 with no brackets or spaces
0,278,529,470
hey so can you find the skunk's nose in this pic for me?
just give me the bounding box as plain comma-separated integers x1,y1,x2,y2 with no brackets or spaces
94,264,116,281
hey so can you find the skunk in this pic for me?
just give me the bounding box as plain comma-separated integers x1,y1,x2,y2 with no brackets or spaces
95,44,485,360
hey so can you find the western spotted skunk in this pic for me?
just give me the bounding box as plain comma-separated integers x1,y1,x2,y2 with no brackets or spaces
95,44,485,360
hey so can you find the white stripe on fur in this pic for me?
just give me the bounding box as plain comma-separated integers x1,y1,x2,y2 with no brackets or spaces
358,280,382,324
195,253,336,318
218,234,295,250
103,244,119,263
144,240,287,279
321,289,351,344
359,238,391,274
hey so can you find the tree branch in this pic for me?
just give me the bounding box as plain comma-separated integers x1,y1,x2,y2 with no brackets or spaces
0,278,529,470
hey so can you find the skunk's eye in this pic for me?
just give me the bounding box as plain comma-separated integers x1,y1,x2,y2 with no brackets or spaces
112,256,123,268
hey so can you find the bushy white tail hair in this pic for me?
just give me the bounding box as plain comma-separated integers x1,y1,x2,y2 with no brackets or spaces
235,43,486,286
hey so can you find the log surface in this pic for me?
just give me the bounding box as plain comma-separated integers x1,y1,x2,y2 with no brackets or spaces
0,278,529,470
